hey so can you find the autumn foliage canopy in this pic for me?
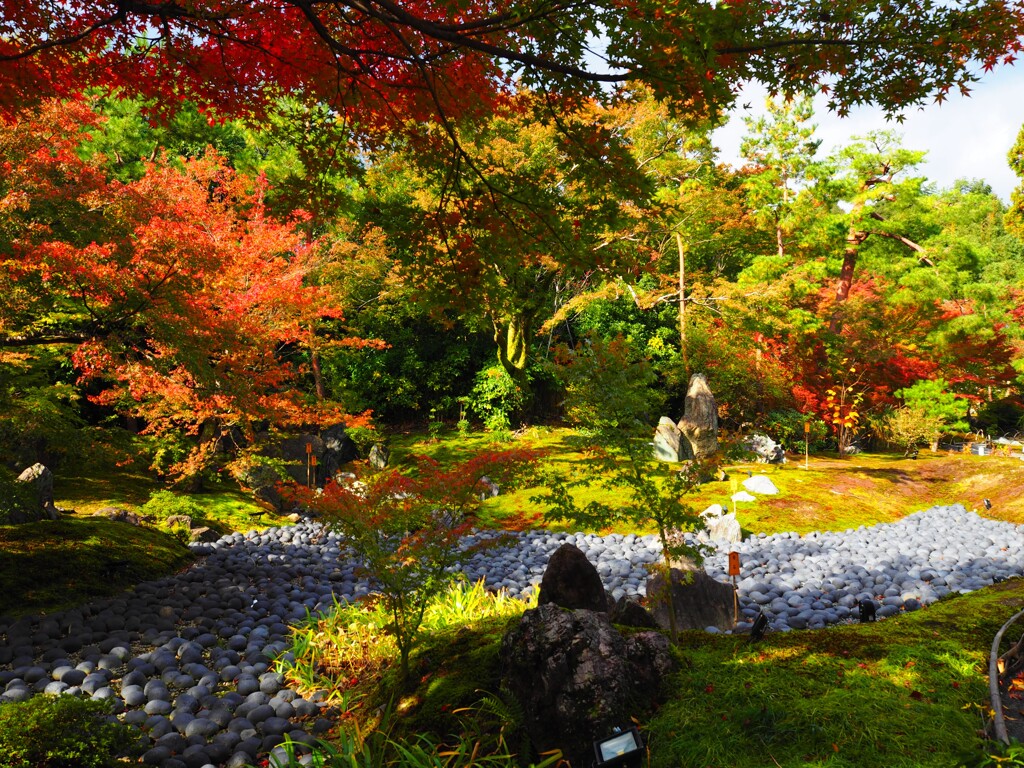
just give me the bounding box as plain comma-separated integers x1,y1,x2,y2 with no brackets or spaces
0,99,359,476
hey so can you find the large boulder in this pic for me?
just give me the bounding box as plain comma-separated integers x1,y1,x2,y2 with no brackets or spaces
646,567,735,632
677,374,718,460
653,417,690,462
275,426,360,486
500,604,673,766
319,424,359,480
538,544,608,612
747,434,786,464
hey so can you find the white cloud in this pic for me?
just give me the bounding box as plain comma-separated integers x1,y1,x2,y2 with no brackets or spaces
714,66,1024,201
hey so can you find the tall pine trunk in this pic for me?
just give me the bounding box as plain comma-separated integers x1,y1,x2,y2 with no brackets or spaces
829,227,868,334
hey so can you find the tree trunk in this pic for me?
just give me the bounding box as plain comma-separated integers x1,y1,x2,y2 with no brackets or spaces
493,314,532,401
675,232,687,371
310,350,327,401
829,228,868,334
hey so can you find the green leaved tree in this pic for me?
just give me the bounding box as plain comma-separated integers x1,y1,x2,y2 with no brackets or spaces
535,336,706,642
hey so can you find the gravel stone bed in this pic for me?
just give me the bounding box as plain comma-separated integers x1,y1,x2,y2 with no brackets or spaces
1,502,1021,767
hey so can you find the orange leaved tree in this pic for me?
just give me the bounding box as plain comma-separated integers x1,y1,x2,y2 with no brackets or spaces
0,99,361,479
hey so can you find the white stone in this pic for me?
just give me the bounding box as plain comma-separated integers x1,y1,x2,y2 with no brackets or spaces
743,475,779,495
700,512,742,543
700,503,725,518
732,491,756,502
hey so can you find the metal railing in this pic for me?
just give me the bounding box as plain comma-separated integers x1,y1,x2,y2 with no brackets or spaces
989,608,1024,744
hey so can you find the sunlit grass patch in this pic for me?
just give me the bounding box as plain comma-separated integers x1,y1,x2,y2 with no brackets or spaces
54,461,284,535
390,427,1024,534
644,580,1024,768
276,579,534,715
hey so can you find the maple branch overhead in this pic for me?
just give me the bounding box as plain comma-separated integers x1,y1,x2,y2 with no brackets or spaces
4,0,1020,101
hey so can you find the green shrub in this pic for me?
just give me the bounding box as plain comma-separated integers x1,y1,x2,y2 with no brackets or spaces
230,455,292,490
0,466,40,526
974,398,1024,436
761,409,828,449
140,489,205,522
552,335,663,434
467,365,525,434
0,695,135,768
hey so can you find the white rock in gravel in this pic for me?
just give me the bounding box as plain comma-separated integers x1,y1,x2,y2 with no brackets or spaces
732,491,757,502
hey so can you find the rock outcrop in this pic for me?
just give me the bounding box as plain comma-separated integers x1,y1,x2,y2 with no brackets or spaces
646,567,735,632
10,463,59,523
500,605,673,766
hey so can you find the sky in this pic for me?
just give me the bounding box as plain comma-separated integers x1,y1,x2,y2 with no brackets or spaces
713,65,1024,202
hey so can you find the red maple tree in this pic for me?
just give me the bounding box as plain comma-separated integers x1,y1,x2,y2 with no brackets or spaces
0,99,363,478
1,1,1021,131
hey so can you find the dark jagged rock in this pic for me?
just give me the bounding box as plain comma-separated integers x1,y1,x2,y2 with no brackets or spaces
319,424,358,480
253,485,285,514
500,604,673,767
646,567,734,632
609,596,659,629
538,543,608,612
93,507,145,525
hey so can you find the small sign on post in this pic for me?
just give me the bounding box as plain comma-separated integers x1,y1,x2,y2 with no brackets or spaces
728,551,740,576
728,551,740,624
804,421,810,470
306,442,314,487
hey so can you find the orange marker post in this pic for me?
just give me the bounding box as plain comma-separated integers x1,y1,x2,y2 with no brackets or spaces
728,551,740,624
306,442,313,487
804,421,810,470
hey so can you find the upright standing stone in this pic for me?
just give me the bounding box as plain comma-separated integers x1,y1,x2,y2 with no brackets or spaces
677,373,718,460
538,544,608,612
15,463,58,522
646,567,735,632
368,443,390,470
653,416,691,462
